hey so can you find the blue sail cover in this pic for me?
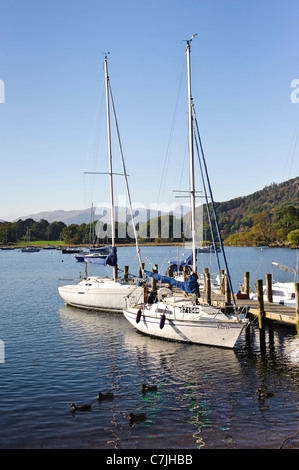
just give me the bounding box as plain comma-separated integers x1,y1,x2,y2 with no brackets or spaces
84,246,117,267
167,246,220,274
144,269,198,294
167,253,194,274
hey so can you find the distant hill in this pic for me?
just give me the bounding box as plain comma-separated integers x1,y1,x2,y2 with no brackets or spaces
3,177,298,246
118,177,299,245
15,209,93,225
135,177,299,245
16,205,190,225
212,177,299,245
214,177,298,230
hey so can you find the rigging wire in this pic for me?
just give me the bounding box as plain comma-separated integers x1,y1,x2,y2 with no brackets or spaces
178,137,189,190
192,105,237,308
282,114,298,275
108,79,143,272
193,122,221,273
157,58,186,203
283,113,299,182
83,78,106,211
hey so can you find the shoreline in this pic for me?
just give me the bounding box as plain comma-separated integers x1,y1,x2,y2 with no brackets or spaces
1,241,297,249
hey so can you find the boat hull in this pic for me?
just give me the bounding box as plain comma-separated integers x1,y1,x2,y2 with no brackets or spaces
58,277,144,313
250,282,295,308
123,305,248,348
21,247,41,252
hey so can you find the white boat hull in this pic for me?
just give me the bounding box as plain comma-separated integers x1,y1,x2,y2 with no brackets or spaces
123,301,248,349
250,282,296,308
58,277,144,313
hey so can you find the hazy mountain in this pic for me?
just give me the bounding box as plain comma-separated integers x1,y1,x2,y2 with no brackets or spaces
15,209,91,225
14,177,298,237
16,205,190,225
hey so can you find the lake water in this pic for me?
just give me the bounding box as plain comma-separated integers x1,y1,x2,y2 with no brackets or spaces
0,245,299,450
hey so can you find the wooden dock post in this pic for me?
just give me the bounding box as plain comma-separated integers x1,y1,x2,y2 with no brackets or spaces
203,268,209,291
151,264,158,292
295,283,299,340
167,265,174,291
124,265,129,282
224,274,231,304
245,320,251,345
220,269,225,294
257,279,266,351
265,274,274,347
244,272,250,295
266,273,273,303
167,265,174,277
206,272,211,305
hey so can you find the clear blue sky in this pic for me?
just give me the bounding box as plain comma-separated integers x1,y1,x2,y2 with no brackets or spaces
0,0,298,221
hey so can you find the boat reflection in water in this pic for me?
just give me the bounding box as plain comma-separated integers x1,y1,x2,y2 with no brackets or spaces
58,304,241,448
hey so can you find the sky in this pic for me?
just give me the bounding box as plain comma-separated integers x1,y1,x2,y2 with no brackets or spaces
0,0,298,221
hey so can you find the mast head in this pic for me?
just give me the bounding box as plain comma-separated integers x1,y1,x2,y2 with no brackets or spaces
185,33,198,46
103,51,110,62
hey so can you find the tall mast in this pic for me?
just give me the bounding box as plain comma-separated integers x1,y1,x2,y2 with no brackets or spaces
186,37,197,272
104,55,117,279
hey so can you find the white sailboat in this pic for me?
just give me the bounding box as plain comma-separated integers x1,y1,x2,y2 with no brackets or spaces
21,229,41,252
58,56,144,312
74,204,109,261
123,37,249,348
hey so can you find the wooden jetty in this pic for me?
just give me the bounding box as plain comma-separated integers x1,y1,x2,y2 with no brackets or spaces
199,290,297,325
198,270,299,350
199,287,298,346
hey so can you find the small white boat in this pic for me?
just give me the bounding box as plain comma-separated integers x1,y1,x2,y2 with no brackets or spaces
74,245,113,262
74,251,91,262
249,261,298,308
250,281,296,307
21,246,41,252
21,229,41,252
59,276,144,312
62,247,81,254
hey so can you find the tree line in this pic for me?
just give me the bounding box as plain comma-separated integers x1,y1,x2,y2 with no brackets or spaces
1,177,298,247
0,204,298,247
0,219,67,244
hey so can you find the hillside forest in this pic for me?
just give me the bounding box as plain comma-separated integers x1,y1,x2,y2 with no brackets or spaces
0,177,298,247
